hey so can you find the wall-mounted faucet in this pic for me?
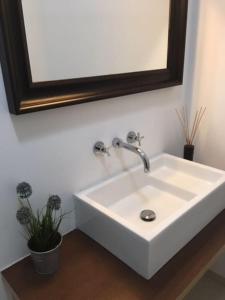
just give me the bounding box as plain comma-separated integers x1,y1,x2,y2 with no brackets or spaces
112,132,150,173
93,132,150,173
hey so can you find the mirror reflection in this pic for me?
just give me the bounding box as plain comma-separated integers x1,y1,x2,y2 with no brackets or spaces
21,0,170,83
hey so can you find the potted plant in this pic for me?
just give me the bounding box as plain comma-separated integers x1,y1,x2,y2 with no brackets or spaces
16,182,66,275
176,106,206,161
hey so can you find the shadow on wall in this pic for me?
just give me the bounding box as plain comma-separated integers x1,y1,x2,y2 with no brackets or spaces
8,87,180,143
183,0,200,115
191,0,225,168
214,0,225,11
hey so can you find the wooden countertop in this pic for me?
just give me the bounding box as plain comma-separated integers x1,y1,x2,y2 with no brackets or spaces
2,210,225,300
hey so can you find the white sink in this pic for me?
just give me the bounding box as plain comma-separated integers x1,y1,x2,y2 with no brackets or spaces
75,154,225,279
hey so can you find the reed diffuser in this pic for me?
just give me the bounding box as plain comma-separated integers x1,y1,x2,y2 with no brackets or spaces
176,106,206,161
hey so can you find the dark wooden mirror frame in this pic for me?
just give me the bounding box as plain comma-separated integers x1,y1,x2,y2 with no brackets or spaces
0,0,188,115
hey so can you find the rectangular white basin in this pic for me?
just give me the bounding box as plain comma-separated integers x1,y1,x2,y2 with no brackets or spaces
75,154,225,279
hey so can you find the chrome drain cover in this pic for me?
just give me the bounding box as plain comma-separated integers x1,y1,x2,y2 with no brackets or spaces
140,210,156,222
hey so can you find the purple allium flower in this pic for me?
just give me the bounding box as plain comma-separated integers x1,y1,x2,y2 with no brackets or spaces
16,207,31,225
17,182,32,199
47,195,61,210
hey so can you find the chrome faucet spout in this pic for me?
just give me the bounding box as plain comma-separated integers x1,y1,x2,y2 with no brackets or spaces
112,138,150,173
136,147,150,173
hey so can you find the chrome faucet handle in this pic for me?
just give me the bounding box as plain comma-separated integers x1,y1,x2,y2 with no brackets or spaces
136,132,144,146
93,141,111,156
127,131,144,146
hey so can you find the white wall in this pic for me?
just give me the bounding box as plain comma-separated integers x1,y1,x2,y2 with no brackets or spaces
189,0,225,277
0,1,199,298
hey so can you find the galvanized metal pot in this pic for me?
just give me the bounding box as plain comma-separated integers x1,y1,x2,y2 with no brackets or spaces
28,234,62,275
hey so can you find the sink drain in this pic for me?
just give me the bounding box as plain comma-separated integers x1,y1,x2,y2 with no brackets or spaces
140,210,156,222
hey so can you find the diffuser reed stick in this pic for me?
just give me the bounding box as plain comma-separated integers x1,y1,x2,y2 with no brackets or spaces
176,106,206,145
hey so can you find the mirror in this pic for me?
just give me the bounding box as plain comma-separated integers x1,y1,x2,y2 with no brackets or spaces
22,0,170,82
0,0,188,114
